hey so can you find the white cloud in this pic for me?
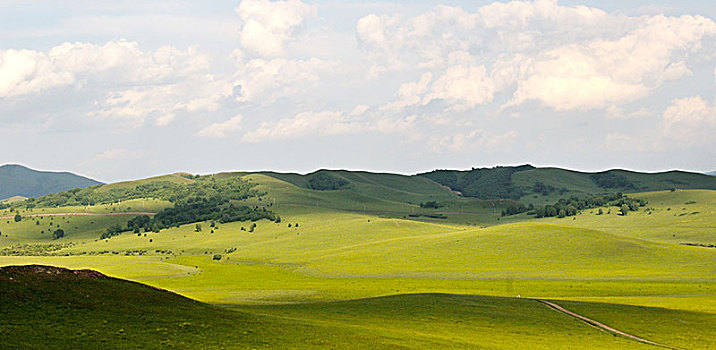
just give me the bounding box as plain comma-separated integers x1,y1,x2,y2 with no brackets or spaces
196,115,243,138
231,55,334,102
236,0,316,57
357,2,716,112
241,110,416,143
425,65,495,110
510,15,715,110
242,110,341,142
392,72,432,108
0,40,210,98
660,95,716,144
604,106,651,119
0,40,227,127
94,148,147,160
429,130,517,153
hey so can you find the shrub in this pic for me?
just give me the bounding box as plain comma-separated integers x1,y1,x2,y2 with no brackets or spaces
420,201,440,209
52,229,65,240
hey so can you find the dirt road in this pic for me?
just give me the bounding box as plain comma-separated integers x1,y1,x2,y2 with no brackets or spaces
537,299,679,349
0,212,155,220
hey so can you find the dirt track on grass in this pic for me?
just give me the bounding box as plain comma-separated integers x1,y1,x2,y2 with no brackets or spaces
0,212,155,220
537,299,679,349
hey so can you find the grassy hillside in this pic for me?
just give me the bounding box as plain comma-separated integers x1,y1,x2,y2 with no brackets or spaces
4,265,711,349
2,191,710,308
539,189,716,244
419,165,716,205
261,169,458,202
1,168,714,348
0,164,102,200
0,265,404,349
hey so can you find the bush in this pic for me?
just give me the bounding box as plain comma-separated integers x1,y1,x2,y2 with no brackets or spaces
420,201,440,209
52,229,65,240
212,254,222,261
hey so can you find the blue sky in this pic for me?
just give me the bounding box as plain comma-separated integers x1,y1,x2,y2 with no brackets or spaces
0,0,714,182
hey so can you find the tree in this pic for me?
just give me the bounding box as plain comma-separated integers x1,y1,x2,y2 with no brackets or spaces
620,204,629,216
597,208,604,215
52,229,65,240
420,201,440,209
14,214,21,222
195,223,202,232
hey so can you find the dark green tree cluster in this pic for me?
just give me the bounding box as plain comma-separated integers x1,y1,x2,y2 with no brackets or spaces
127,215,152,233
419,201,440,209
501,203,534,216
531,193,646,218
100,224,126,239
153,200,277,228
306,172,349,190
419,165,534,200
52,229,65,240
532,182,568,196
101,202,279,239
590,173,635,189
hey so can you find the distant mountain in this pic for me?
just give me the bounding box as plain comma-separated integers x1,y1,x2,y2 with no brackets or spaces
0,164,102,200
707,171,716,176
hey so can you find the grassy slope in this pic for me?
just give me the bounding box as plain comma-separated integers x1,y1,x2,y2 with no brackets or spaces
0,265,415,349
0,198,170,249
97,172,195,191
513,167,716,204
1,173,714,348
5,265,706,349
539,189,716,244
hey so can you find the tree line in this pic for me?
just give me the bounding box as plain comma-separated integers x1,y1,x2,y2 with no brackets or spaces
501,192,646,218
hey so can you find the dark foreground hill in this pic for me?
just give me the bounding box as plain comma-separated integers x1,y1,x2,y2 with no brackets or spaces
2,265,712,349
0,164,102,200
0,265,389,349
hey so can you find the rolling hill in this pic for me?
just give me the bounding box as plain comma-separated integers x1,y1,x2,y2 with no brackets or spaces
419,165,716,204
0,164,102,200
0,166,714,348
3,265,712,349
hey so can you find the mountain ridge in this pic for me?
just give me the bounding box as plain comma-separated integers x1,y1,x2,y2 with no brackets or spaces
0,164,102,200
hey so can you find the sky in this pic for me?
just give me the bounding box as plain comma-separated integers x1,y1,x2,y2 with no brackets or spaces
0,0,714,182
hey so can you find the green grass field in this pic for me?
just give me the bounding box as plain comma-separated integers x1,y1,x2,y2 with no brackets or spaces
1,172,714,349
5,266,713,349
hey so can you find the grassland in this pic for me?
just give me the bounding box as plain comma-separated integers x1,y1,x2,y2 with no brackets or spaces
1,171,714,348
5,265,713,349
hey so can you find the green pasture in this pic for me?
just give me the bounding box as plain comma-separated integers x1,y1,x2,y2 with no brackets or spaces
5,265,713,349
541,190,716,244
1,171,714,349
